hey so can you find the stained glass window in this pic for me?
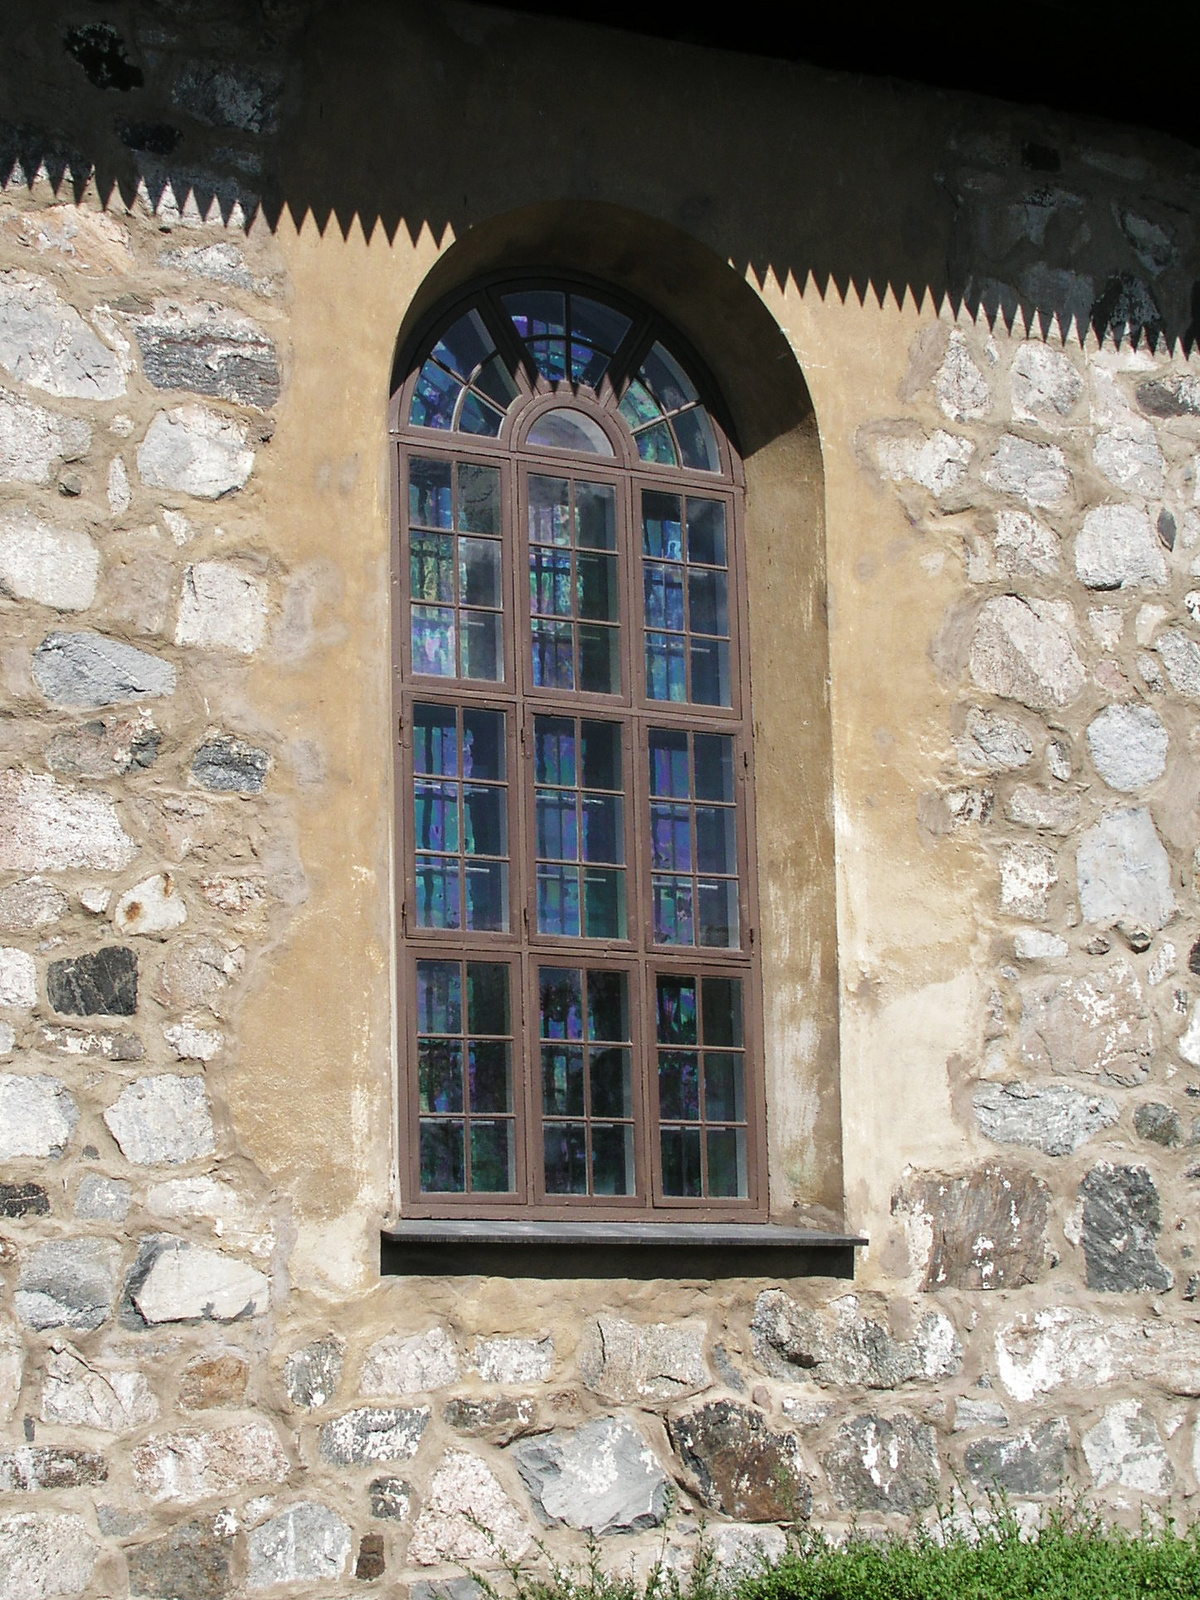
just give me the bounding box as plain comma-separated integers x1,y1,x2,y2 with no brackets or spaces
397,280,760,1218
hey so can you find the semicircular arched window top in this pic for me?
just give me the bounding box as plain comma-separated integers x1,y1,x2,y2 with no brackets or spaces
403,281,726,475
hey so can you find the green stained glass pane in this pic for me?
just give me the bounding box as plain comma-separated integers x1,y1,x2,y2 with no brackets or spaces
415,860,460,930
619,380,661,430
530,547,573,617
583,866,625,938
645,632,686,701
464,859,507,931
410,532,453,603
462,784,505,857
528,338,567,381
535,716,577,787
537,863,581,937
636,422,678,466
414,780,458,854
652,874,694,944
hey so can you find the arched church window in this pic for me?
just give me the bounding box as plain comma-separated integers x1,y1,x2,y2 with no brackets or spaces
392,279,764,1220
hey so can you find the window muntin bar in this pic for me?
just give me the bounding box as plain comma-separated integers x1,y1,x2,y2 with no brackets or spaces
539,965,636,1198
656,972,748,1200
413,703,509,933
417,958,517,1194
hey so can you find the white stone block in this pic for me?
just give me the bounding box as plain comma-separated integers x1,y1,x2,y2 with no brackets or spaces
175,561,267,654
0,513,98,611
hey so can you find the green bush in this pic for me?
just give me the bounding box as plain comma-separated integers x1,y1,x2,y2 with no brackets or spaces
478,1502,1200,1600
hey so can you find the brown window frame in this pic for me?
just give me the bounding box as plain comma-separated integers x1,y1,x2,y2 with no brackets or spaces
391,276,766,1222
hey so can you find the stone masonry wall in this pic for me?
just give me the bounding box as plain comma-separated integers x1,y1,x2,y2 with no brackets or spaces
3,5,1200,1600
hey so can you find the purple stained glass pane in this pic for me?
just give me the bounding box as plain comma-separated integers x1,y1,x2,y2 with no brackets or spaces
644,563,685,631
537,863,581,937
537,790,579,863
650,803,691,872
532,622,575,690
410,362,460,430
409,458,453,528
649,729,690,798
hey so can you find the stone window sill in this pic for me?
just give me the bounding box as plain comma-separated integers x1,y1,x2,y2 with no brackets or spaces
381,1219,866,1279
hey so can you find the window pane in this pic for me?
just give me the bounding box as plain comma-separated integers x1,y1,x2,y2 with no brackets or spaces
471,1120,515,1192
687,499,727,566
456,463,501,534
581,794,622,864
430,310,493,383
527,408,613,455
651,803,691,871
459,538,501,605
537,791,578,862
592,1123,635,1195
459,611,501,681
661,1126,702,1198
529,476,571,544
505,290,566,339
695,805,736,874
468,964,510,1035
690,637,731,706
659,1051,700,1120
688,570,728,637
420,1120,465,1191
413,704,457,775
619,381,661,430
581,721,620,790
418,1038,463,1112
590,1047,633,1118
657,975,698,1045
644,563,685,631
706,1127,747,1197
583,867,625,939
530,546,573,615
532,623,574,690
542,1045,585,1117
458,391,503,437
544,1123,588,1194
676,406,720,472
537,864,581,937
578,553,618,621
642,492,683,558
462,785,505,857
649,729,690,798
464,860,507,931
540,967,584,1040
462,710,504,780
535,717,576,785
416,861,460,930
588,973,628,1043
411,532,454,601
697,878,738,947
411,607,456,676
703,1052,745,1121
410,363,460,431
702,977,744,1048
571,297,631,353
576,483,617,552
636,422,678,466
474,353,519,410
578,624,620,694
642,342,697,411
646,633,687,701
414,781,458,853
693,734,734,801
653,876,693,945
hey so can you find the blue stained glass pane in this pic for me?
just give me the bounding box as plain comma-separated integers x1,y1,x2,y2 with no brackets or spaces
642,492,683,558
410,361,460,430
657,975,698,1046
636,422,678,466
532,622,575,690
659,1051,701,1120
676,405,720,472
458,391,503,437
649,729,690,798
645,633,687,701
690,638,732,707
619,380,661,430
413,704,458,777
473,355,519,411
653,875,694,945
417,959,462,1033
641,342,697,411
430,309,494,383
537,863,581,937
418,1038,463,1112
651,803,691,871
535,717,576,787
416,860,461,930
409,458,453,528
540,967,584,1041
414,781,458,853
411,607,456,676
530,547,573,617
420,1120,465,1192
537,791,578,863
644,563,685,631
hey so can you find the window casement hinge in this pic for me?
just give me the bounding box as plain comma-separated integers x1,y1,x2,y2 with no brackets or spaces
400,900,409,935
522,906,530,936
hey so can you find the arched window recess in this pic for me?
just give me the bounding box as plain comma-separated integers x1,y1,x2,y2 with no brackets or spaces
392,279,735,480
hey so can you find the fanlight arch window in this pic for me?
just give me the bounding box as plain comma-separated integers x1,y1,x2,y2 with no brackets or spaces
391,278,764,1220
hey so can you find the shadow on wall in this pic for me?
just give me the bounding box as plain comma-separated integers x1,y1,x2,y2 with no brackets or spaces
2,0,1198,355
